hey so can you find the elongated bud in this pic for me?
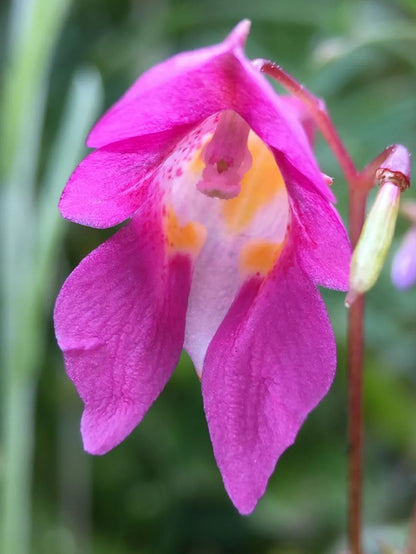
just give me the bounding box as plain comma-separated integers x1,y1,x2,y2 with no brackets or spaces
346,183,401,307
346,145,411,307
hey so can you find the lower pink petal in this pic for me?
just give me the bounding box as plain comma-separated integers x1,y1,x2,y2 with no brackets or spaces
54,210,192,454
202,246,336,514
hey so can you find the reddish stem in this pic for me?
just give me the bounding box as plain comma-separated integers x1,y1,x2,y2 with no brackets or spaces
347,295,365,554
258,61,360,187
259,59,369,554
347,188,368,554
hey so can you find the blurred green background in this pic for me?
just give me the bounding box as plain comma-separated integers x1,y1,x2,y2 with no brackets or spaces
1,0,416,553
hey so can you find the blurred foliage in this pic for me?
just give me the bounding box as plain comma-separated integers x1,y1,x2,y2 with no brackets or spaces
1,0,416,552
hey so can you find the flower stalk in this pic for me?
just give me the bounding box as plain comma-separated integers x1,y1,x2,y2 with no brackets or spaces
346,187,367,554
258,59,412,554
259,58,367,554
255,60,360,187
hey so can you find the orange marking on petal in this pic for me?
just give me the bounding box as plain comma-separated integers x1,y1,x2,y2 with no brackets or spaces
188,134,212,175
223,132,285,232
166,207,206,255
239,239,283,275
189,147,205,175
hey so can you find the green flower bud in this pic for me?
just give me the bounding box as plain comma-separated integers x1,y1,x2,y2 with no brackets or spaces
346,181,400,307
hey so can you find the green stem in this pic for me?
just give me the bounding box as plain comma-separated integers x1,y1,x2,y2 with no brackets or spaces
1,67,102,554
1,1,70,552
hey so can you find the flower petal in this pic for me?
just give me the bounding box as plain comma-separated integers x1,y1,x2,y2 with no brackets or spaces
86,23,249,149
54,211,192,454
184,236,245,375
202,246,336,514
278,96,317,147
59,127,192,228
277,156,350,290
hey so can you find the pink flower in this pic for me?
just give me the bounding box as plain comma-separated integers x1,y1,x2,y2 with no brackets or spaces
392,201,416,290
54,21,350,514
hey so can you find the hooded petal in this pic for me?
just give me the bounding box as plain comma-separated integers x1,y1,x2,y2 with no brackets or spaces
54,209,192,454
202,246,336,514
86,22,331,203
59,127,193,228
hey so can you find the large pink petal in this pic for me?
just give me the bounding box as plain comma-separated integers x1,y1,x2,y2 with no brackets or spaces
54,210,192,454
59,127,192,228
202,246,336,514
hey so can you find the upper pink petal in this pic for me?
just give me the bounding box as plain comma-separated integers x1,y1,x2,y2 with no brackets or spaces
89,20,250,126
54,209,192,454
202,245,336,514
86,23,249,149
86,22,331,203
59,127,192,228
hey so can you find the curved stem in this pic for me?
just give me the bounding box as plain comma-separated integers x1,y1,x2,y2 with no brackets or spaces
258,58,369,554
258,60,359,187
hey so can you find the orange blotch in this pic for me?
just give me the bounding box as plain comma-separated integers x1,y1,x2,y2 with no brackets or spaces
189,147,205,175
223,132,285,232
188,134,212,175
239,239,283,275
166,207,206,255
